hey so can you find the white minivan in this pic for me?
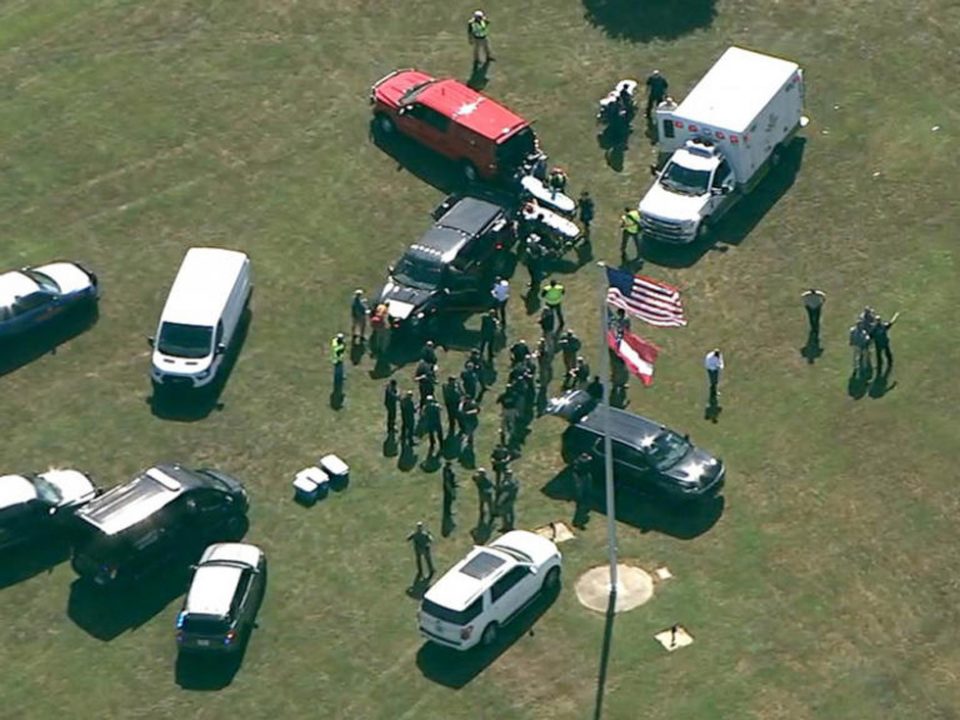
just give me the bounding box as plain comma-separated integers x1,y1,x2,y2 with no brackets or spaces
149,247,252,392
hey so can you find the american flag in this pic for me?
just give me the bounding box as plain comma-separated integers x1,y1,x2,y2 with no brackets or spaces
605,267,687,328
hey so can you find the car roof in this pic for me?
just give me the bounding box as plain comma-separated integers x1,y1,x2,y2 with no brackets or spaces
184,564,244,617
573,404,663,447
75,464,202,536
160,247,248,327
0,271,39,308
416,79,528,142
0,475,37,510
409,197,506,262
423,546,516,612
199,542,262,568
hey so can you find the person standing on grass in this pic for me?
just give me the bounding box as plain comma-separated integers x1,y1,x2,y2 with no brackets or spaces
330,333,346,393
400,390,417,448
524,233,546,291
467,10,494,67
496,470,519,532
442,375,463,438
645,69,669,119
350,289,369,342
461,354,480,402
704,348,724,406
559,329,582,375
407,522,435,579
801,289,826,338
871,312,899,374
849,325,871,375
473,468,495,526
479,309,499,366
384,379,399,435
491,277,510,329
620,206,642,264
491,441,512,488
536,337,554,390
414,358,436,409
578,190,595,236
423,395,444,454
459,394,479,450
442,460,459,530
540,278,566,329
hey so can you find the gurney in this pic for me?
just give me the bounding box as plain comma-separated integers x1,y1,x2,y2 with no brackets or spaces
519,175,577,217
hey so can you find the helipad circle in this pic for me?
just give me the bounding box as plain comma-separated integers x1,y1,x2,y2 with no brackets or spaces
575,564,655,613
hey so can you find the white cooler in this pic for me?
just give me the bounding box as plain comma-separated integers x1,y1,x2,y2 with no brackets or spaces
319,454,349,490
293,466,330,504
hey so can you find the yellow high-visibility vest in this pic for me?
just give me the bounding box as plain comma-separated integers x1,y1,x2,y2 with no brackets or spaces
542,283,565,306
331,338,346,363
469,19,488,38
622,209,641,235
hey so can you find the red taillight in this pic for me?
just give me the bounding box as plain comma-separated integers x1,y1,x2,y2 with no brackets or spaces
460,626,473,640
224,630,237,646
495,242,503,250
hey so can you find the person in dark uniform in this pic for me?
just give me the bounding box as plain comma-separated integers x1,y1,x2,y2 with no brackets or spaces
384,379,399,434
559,329,582,375
491,441,512,487
578,190,595,236
572,452,593,528
442,460,459,530
421,340,438,367
459,394,480,449
415,359,436,409
586,375,604,401
497,385,520,446
565,356,591,390
473,468,495,526
496,470,519,532
871,312,899,374
524,234,546,291
479,309,499,365
400,390,417,447
422,395,444,454
461,358,479,402
645,69,669,119
509,338,530,367
441,376,463,437
407,522,435,579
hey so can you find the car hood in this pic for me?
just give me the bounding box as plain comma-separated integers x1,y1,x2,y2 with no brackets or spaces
664,448,722,487
491,530,559,566
639,181,708,223
374,69,435,108
377,280,436,320
37,468,98,507
34,262,94,295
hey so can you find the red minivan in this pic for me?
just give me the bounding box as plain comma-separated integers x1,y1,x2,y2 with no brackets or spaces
370,69,542,184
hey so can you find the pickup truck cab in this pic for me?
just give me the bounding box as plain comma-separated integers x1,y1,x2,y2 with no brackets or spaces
370,69,543,184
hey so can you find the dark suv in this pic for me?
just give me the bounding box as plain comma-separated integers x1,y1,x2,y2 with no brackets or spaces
547,390,725,503
376,195,514,335
71,464,248,587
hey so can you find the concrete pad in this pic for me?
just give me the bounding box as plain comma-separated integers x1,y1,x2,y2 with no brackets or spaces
575,564,654,614
654,625,694,652
534,521,576,544
654,566,673,581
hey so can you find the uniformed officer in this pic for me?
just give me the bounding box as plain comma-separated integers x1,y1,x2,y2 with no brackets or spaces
458,394,480,449
384,379,399,434
559,329,582,374
801,288,826,338
536,337,553,389
330,333,346,392
473,468,495,526
496,470,519,532
572,452,593,527
586,375,604,401
645,69,669,119
524,233,546,291
407,521,435,579
540,279,566,329
509,338,530,367
442,460,459,528
547,167,568,194
400,390,417,447
497,385,520,445
491,442,512,487
414,358,436,409
467,10,494,67
578,190,595,236
461,356,480,401
441,376,462,437
620,206,642,263
479,309,499,365
422,395,444,453
565,356,591,390
421,340,439,367
491,277,510,329
350,289,369,342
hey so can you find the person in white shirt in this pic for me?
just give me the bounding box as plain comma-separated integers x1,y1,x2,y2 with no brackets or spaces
704,348,724,405
491,277,510,329
801,288,826,338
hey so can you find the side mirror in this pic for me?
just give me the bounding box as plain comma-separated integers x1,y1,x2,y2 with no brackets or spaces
398,106,408,116
147,336,155,348
711,187,722,196
216,343,227,355
387,265,395,275
528,565,539,575
48,506,58,516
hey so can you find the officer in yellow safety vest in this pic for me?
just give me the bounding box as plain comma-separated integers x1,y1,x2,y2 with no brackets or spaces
540,278,566,330
467,10,494,67
331,332,346,394
620,206,642,265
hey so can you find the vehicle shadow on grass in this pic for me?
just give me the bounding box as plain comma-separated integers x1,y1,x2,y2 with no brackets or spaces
541,467,724,540
0,304,99,378
642,138,807,270
582,0,717,42
67,568,191,641
370,123,462,196
0,539,70,590
147,309,252,422
416,587,559,688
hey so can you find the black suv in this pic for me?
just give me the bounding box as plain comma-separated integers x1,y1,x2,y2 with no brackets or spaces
547,390,725,503
71,464,248,587
376,195,514,335
0,469,99,552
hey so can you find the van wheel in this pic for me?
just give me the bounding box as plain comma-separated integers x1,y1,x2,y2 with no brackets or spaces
543,567,561,594
225,514,247,540
374,113,396,135
460,160,479,185
695,221,710,241
480,622,499,647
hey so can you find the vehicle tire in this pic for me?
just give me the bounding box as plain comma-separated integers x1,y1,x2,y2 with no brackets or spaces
225,514,247,541
695,220,710,242
374,113,396,136
480,622,499,647
460,160,479,185
542,566,561,594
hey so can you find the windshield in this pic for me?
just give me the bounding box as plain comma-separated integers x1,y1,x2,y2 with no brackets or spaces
182,614,230,634
24,270,60,294
648,431,692,471
31,475,63,505
393,254,443,290
399,80,438,105
659,162,711,196
157,322,213,359
421,598,482,625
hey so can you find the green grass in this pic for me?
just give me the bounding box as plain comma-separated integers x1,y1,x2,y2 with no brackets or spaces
1,1,959,719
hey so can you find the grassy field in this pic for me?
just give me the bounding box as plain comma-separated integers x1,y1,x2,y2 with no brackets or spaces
1,1,959,719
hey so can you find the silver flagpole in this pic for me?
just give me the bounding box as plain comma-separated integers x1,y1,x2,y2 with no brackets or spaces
597,261,619,598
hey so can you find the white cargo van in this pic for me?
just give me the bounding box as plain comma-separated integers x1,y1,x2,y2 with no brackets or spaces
639,46,805,244
149,247,252,391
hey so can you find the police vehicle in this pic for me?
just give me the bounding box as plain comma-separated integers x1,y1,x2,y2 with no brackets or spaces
0,261,98,340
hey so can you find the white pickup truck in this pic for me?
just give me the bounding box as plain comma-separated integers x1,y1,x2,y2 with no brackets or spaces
639,46,806,244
